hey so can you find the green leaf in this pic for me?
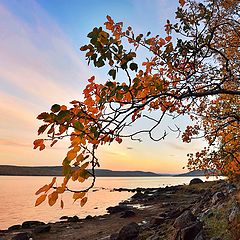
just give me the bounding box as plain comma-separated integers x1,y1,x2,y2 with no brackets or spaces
58,110,69,120
51,104,61,113
74,122,84,131
108,69,116,80
106,81,115,87
130,63,138,72
121,62,128,70
95,59,105,68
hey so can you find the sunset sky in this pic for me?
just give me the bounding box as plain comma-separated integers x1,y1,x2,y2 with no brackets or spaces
0,0,206,174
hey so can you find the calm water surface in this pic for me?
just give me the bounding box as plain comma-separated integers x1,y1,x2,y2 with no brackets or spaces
0,176,221,229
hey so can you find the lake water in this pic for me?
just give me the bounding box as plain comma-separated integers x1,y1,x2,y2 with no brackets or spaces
0,176,221,229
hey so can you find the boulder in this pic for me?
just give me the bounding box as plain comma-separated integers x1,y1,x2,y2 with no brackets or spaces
212,192,225,204
120,210,136,218
173,210,196,229
180,222,202,240
85,215,94,220
189,178,204,185
117,222,140,240
33,224,51,234
60,216,68,220
11,232,30,240
107,205,130,214
22,220,45,229
67,215,80,222
194,231,204,240
8,224,22,231
131,191,144,199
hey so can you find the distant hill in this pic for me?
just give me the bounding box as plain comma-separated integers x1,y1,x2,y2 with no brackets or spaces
175,170,222,177
0,165,171,177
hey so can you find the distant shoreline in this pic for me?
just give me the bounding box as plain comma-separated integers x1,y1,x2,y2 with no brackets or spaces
0,165,220,177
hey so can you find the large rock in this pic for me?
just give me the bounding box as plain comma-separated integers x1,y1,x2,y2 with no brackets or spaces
131,191,144,199
120,210,136,218
173,210,196,229
11,232,30,240
22,220,45,229
33,224,51,234
107,205,130,214
67,215,80,222
117,222,140,240
180,222,202,240
8,225,22,231
189,178,204,185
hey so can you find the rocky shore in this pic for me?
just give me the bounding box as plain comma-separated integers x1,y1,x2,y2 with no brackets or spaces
1,179,239,240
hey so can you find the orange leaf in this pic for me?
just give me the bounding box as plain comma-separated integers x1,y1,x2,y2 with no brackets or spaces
60,200,64,209
73,192,86,202
78,177,85,183
50,140,58,147
35,194,46,206
88,76,95,83
67,150,77,161
165,36,172,42
48,191,58,206
49,177,57,188
56,186,65,194
35,184,50,195
179,0,185,7
60,105,67,111
80,162,89,170
80,197,88,207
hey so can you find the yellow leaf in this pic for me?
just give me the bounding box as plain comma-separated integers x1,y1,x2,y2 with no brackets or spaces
80,197,88,207
35,194,46,206
73,192,86,202
48,191,58,206
35,184,50,195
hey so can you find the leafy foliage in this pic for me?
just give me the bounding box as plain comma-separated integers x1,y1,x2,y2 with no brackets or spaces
34,0,240,207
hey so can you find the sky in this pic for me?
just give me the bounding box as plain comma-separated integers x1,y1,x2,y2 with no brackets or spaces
0,0,206,174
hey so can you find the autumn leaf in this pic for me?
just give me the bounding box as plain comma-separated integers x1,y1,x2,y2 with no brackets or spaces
67,150,77,161
49,177,57,188
80,197,88,207
73,192,86,202
165,36,172,42
48,192,58,206
35,194,46,206
60,200,64,209
38,124,49,135
179,0,186,7
33,139,45,151
88,76,95,83
35,184,50,195
115,137,122,144
50,140,58,147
